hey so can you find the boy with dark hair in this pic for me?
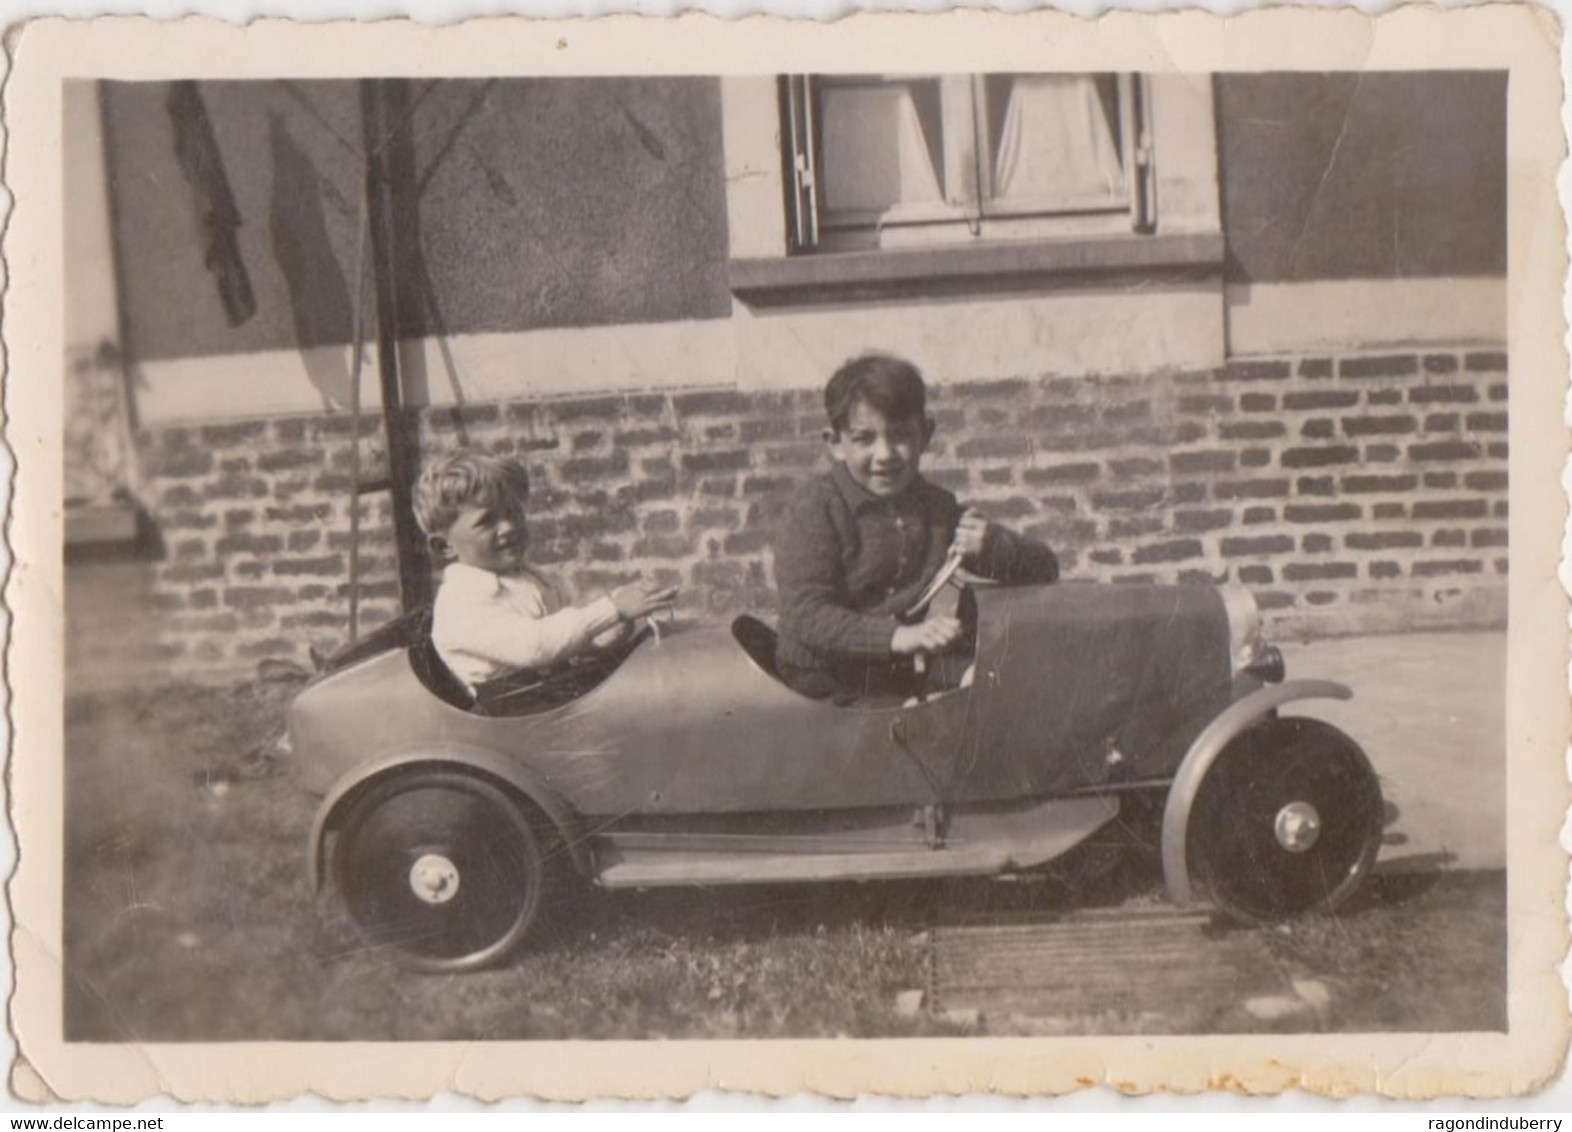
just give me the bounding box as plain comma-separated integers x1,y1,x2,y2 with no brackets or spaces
774,353,1060,703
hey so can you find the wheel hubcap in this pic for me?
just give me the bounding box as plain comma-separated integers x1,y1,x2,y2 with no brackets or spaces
408,853,461,904
1273,801,1322,853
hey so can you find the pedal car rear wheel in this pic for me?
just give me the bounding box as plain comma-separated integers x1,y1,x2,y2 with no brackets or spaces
1191,717,1383,924
333,770,547,972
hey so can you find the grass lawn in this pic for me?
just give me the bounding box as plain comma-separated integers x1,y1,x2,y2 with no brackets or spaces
62,678,1506,1041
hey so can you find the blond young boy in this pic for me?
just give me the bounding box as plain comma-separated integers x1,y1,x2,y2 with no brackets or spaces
413,449,676,696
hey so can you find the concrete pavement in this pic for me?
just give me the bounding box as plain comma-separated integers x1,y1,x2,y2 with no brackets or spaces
1277,630,1507,871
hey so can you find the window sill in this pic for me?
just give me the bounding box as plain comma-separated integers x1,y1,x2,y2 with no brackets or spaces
729,231,1224,306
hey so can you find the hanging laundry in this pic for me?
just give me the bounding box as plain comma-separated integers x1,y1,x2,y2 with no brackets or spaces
167,80,257,327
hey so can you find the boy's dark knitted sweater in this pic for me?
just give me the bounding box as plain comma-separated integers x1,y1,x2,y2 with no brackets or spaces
773,463,1059,691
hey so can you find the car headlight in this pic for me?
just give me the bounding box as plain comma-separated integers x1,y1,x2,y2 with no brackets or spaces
1219,585,1284,683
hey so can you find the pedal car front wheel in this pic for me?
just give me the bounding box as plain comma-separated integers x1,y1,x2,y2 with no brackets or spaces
1190,717,1383,924
333,770,548,972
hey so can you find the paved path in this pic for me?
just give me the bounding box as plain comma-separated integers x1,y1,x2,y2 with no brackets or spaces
1277,631,1506,871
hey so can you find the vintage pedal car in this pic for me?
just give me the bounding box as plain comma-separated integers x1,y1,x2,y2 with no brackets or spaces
292,576,1385,972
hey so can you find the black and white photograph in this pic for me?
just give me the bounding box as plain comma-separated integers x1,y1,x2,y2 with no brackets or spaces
10,10,1568,1102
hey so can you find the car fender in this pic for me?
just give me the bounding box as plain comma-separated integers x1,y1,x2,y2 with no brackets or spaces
1160,679,1354,907
307,745,593,893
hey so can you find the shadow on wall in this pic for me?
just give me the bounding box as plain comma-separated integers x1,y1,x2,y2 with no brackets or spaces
385,79,485,431
263,86,482,435
268,113,358,410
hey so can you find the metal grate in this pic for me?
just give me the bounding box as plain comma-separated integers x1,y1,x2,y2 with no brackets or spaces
930,907,1296,1033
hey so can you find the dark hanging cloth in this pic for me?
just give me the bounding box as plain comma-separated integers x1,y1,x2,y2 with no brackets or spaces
167,81,257,327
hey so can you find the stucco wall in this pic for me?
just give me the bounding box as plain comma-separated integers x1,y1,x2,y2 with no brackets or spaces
1215,71,1507,284
100,78,731,365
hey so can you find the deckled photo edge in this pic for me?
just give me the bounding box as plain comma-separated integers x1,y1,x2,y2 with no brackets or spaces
4,7,1567,1103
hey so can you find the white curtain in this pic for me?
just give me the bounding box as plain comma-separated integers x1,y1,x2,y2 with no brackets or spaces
992,76,1124,204
820,84,942,214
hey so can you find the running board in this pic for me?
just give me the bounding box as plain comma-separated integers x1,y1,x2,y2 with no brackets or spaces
594,795,1118,889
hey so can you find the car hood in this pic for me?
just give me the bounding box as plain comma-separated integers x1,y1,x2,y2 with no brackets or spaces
956,583,1234,795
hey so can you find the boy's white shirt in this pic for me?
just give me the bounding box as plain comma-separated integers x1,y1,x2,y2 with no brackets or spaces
431,560,621,691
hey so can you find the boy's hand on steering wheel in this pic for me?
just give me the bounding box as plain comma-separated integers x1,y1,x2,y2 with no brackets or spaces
610,579,679,621
891,616,963,656
952,509,990,564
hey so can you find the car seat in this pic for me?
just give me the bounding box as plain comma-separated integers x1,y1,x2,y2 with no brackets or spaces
321,604,477,712
323,608,422,673
731,615,783,679
406,607,479,711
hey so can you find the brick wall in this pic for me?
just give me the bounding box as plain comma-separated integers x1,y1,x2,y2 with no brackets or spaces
132,345,1509,681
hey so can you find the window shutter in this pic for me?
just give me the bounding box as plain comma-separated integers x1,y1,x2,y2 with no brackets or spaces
782,75,820,251
1122,73,1157,233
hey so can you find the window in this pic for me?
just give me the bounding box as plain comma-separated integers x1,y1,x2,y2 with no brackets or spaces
782,73,1155,253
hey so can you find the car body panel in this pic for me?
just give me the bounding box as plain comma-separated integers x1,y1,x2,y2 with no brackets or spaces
294,580,1384,964
951,585,1233,800
296,625,954,815
297,585,1239,812
594,794,1120,887
292,583,1261,874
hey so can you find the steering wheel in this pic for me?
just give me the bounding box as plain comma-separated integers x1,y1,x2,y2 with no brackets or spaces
897,549,976,694
477,619,660,713
902,548,968,623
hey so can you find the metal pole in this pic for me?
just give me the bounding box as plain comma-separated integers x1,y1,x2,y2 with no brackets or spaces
359,78,430,614
343,176,371,643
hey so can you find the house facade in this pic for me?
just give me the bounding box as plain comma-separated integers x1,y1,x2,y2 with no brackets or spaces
63,71,1509,684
